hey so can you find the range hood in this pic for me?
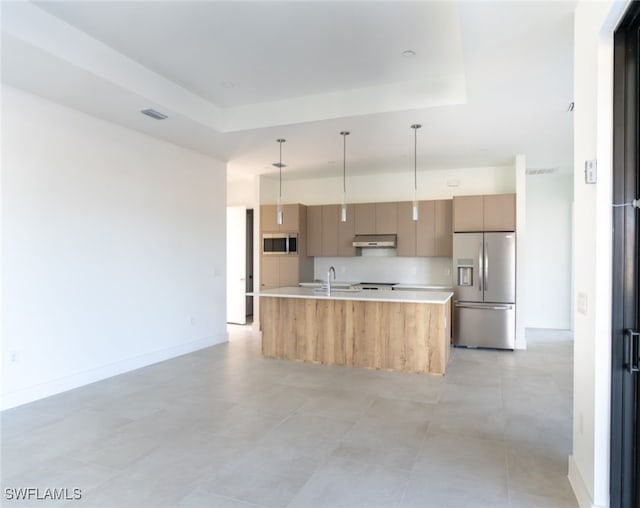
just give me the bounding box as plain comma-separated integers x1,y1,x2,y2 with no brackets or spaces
352,234,397,248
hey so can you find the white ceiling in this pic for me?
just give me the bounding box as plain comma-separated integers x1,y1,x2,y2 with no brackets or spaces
2,1,575,184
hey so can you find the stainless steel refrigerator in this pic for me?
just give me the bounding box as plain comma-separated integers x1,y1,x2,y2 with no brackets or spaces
453,232,516,349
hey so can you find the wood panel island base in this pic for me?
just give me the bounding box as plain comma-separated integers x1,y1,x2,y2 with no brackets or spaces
259,288,452,375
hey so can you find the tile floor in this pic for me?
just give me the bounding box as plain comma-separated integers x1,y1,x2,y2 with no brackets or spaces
1,326,577,508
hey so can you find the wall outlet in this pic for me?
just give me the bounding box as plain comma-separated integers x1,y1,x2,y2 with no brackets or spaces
9,351,20,364
189,316,196,326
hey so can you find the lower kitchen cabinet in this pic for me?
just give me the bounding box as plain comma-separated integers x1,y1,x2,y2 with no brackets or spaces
260,255,311,289
260,257,280,289
278,257,300,287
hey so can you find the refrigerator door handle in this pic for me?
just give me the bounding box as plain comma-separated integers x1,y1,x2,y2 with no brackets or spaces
478,244,483,292
455,303,514,311
484,242,489,291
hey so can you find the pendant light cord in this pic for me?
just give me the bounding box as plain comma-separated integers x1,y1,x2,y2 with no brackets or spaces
414,127,417,192
340,131,350,195
411,124,421,192
343,133,347,194
279,141,282,199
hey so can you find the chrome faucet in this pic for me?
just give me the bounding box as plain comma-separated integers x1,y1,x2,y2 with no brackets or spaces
327,266,336,295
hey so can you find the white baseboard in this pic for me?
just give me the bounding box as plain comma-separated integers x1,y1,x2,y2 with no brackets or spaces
1,332,228,411
568,455,606,508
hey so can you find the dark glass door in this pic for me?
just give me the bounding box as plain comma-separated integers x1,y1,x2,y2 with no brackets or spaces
611,3,640,506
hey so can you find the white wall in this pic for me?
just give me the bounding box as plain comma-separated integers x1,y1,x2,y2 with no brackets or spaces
1,86,228,410
515,154,527,349
525,174,573,330
262,165,516,205
569,1,629,506
228,177,255,208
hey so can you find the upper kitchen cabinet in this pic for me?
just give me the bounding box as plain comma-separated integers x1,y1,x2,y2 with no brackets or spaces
260,204,302,232
434,199,453,256
355,202,398,234
279,204,301,231
306,204,342,257
396,201,416,257
375,202,398,234
321,205,339,257
261,204,279,232
306,205,322,257
453,194,515,232
354,203,376,234
452,196,484,232
416,201,436,257
483,194,516,231
337,204,356,257
397,199,451,257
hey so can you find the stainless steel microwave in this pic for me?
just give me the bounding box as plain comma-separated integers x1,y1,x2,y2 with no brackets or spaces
262,233,298,255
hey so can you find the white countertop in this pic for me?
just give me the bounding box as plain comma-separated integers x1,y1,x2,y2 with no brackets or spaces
392,284,453,291
252,286,453,304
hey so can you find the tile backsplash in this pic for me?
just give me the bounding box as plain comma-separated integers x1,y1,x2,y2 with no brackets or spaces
313,256,453,285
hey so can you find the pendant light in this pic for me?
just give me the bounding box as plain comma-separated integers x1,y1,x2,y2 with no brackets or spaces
340,131,350,222
411,124,422,221
273,138,286,225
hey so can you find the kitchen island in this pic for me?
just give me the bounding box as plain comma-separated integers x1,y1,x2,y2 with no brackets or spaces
258,287,453,375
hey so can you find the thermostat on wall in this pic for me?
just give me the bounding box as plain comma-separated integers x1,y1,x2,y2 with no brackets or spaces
585,160,597,184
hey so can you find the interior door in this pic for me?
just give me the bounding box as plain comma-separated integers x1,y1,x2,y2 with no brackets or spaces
611,4,640,506
227,206,246,324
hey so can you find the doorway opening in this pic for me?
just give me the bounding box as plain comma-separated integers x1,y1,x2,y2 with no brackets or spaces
226,206,254,325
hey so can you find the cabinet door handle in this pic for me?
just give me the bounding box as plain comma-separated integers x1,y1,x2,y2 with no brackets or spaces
478,245,483,292
484,242,489,291
625,329,640,373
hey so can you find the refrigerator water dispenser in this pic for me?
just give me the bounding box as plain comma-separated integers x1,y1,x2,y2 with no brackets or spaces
456,258,474,286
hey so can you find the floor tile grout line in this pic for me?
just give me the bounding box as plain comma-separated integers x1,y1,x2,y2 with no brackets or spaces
399,415,434,507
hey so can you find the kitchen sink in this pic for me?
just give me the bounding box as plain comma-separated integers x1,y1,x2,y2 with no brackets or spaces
312,286,362,293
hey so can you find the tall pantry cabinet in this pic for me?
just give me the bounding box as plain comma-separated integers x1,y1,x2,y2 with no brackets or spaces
259,204,313,290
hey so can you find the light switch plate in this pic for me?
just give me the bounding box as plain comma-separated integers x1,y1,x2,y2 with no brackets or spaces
578,292,588,314
585,160,597,184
